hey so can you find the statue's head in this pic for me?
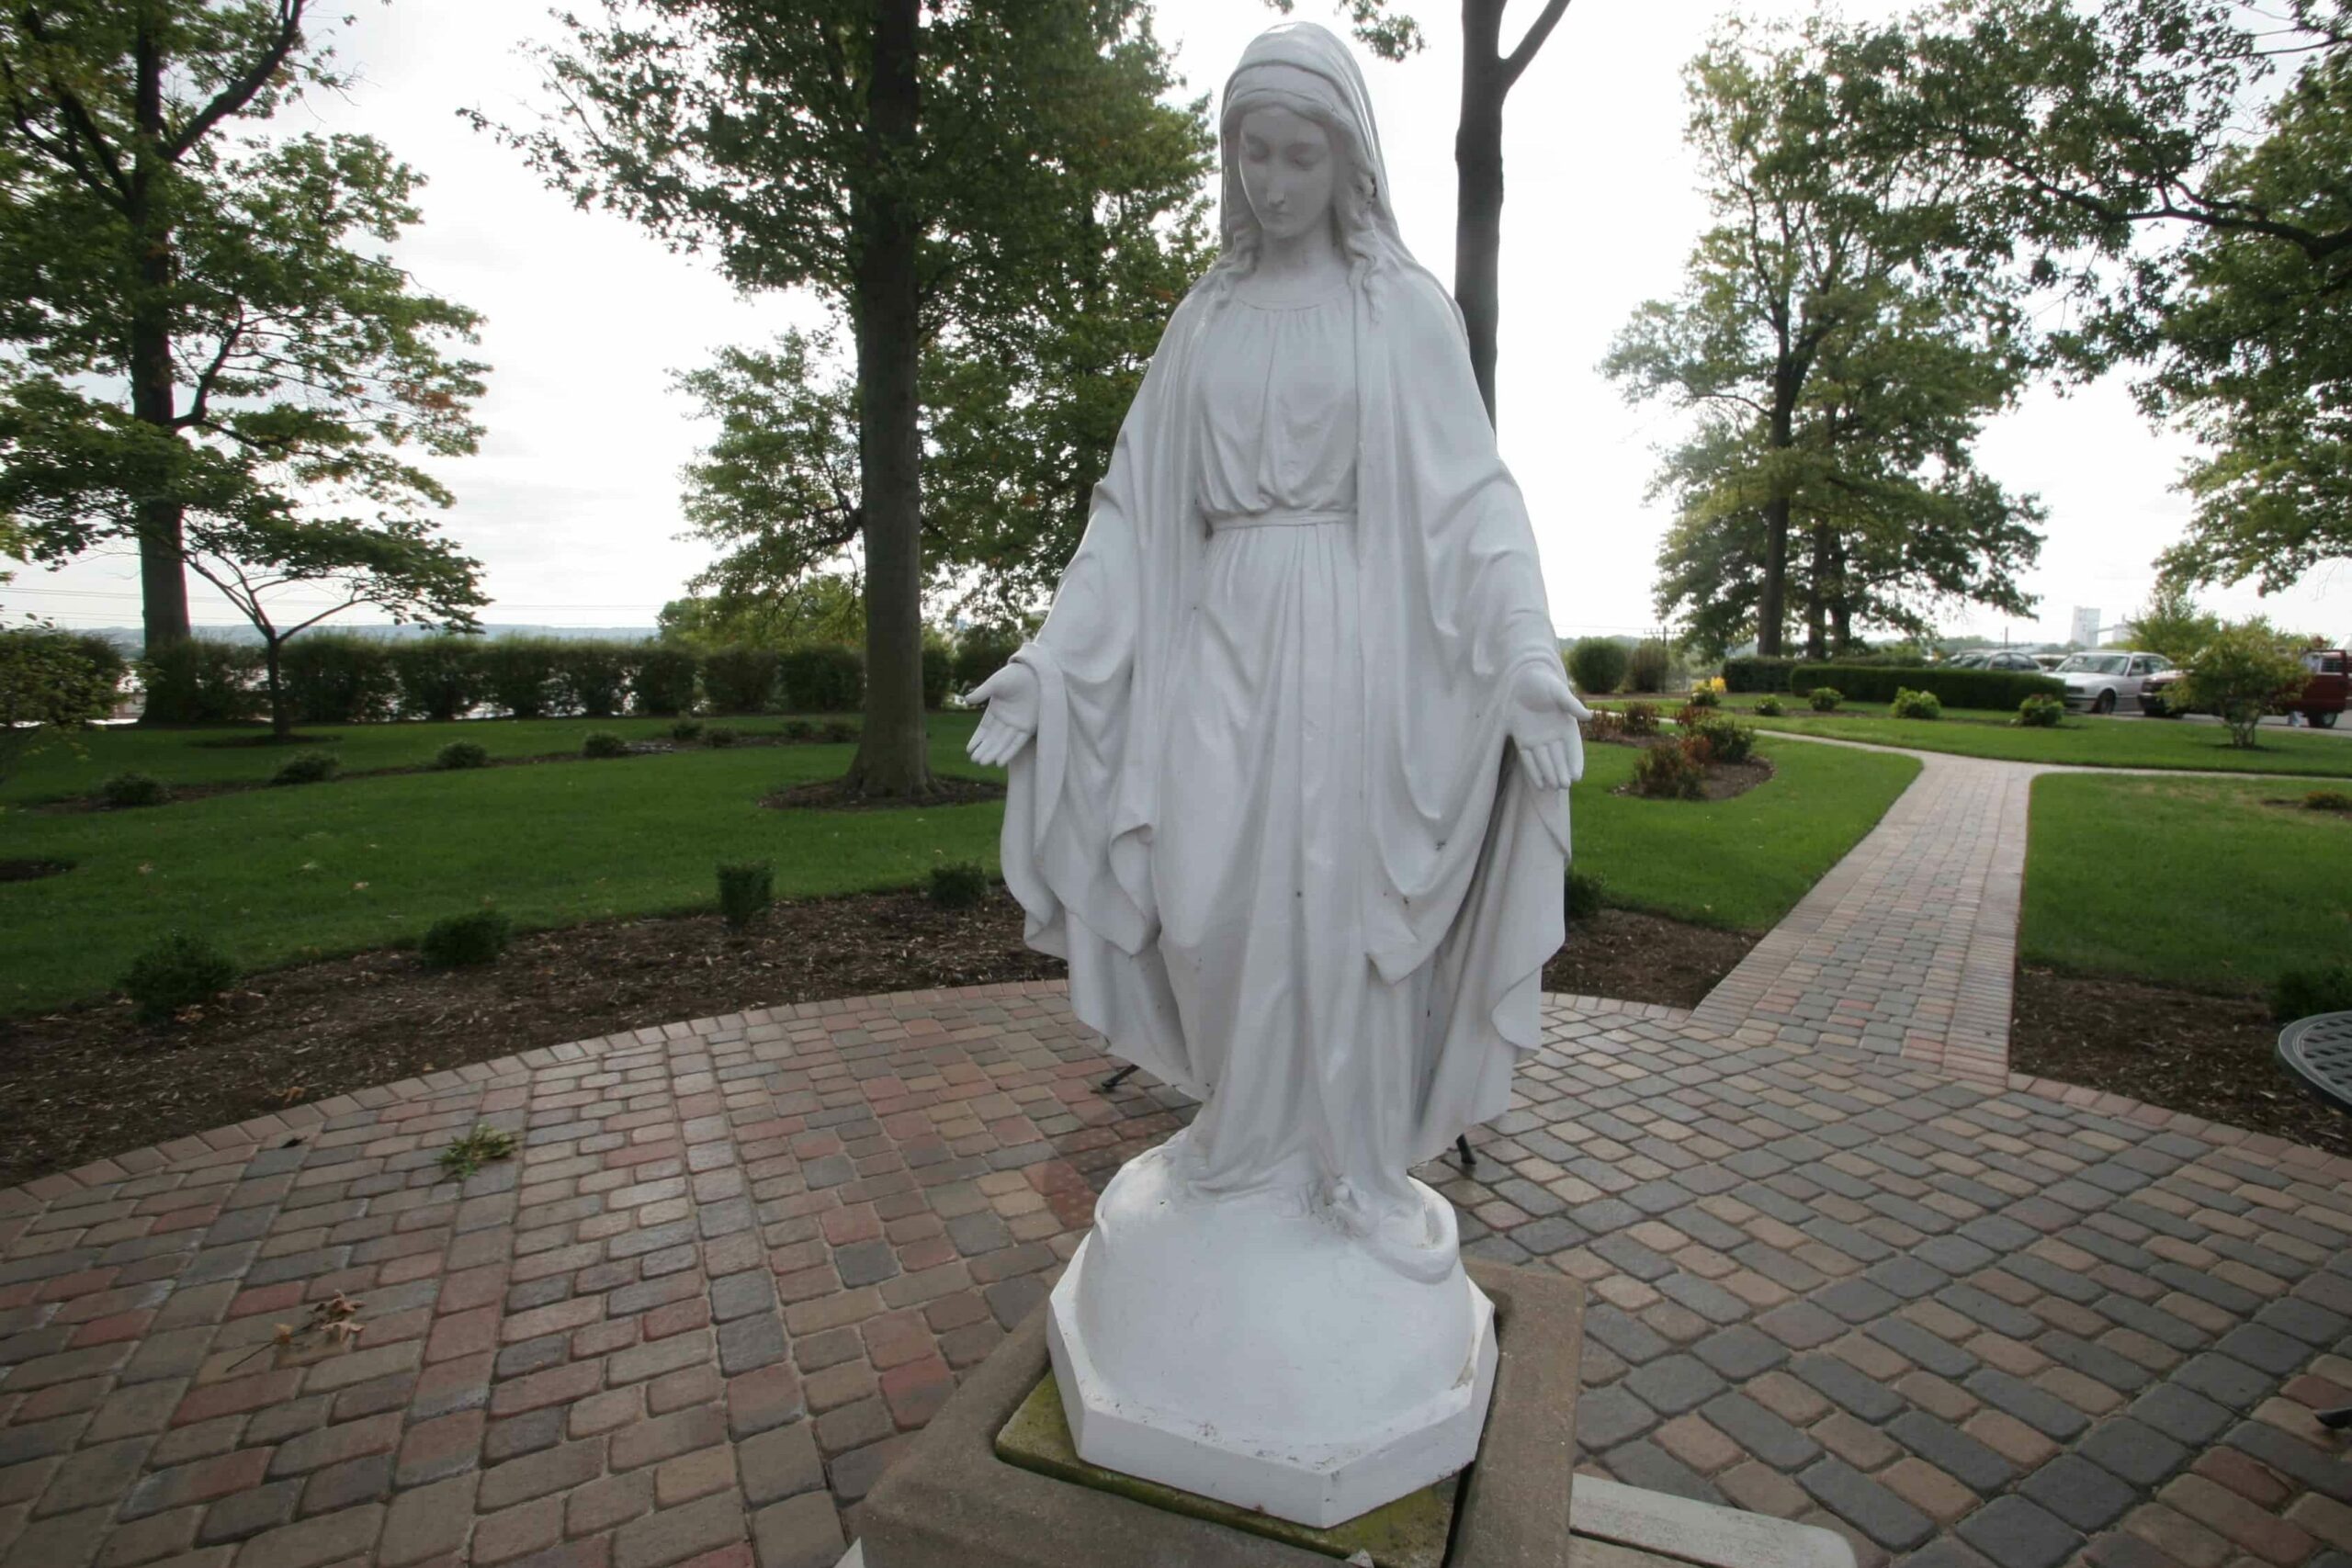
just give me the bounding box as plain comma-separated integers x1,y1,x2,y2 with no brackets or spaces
1214,22,1411,288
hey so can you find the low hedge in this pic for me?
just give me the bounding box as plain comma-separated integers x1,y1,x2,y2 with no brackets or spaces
1777,662,2062,709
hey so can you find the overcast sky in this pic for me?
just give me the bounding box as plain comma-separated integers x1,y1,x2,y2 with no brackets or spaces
9,0,2346,646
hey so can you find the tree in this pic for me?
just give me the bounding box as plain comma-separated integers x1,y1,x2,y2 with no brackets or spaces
1883,0,2352,592
2173,617,2308,747
181,513,483,739
2126,580,2222,663
1608,20,2039,659
482,0,1211,800
0,1,488,660
657,578,866,651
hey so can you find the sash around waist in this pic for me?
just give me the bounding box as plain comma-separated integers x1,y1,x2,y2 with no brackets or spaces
1203,507,1356,533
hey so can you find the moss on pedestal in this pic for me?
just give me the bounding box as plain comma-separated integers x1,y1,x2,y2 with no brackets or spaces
993,1371,1460,1568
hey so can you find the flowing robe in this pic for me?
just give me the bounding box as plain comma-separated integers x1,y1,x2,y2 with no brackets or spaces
999,262,1570,1195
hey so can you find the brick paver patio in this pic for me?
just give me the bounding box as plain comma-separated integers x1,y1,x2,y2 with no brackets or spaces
6,745,2351,1568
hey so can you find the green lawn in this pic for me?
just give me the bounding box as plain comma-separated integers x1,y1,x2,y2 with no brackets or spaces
0,713,1924,1016
1569,738,1919,931
1734,709,2352,775
0,714,821,807
2023,773,2352,994
0,717,1000,1017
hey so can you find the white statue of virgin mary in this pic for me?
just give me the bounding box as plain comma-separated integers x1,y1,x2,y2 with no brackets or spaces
967,20,1587,1526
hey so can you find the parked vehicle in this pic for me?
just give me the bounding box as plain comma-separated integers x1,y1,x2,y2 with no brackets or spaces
1946,649,2044,672
2143,647,2346,725
2055,651,2174,714
2031,653,2065,671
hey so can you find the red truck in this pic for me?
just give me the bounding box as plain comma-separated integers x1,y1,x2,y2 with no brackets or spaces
2142,647,2348,727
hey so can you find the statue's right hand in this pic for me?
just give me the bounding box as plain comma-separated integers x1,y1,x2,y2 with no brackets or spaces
965,661,1039,769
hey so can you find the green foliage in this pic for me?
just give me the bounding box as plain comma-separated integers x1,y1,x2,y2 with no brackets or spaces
776,646,863,713
1889,687,1944,720
437,1124,517,1179
706,726,741,749
633,646,700,716
477,639,564,720
1684,715,1758,763
419,908,513,970
1620,701,1661,737
1567,639,1630,696
139,638,262,725
2274,965,2352,1023
582,731,629,760
120,933,235,1025
922,644,952,710
1809,686,1844,712
1723,656,1799,693
434,740,490,771
1754,694,1786,716
928,860,990,909
280,635,397,726
952,627,1025,694
1566,863,1607,919
1626,639,1671,694
2173,618,2308,748
1633,740,1707,799
0,626,120,784
1685,683,1721,709
271,750,341,785
390,638,481,722
2015,694,2066,728
557,642,636,718
2304,789,2352,814
780,720,815,742
98,772,169,808
670,720,705,744
820,719,860,744
716,861,775,930
702,648,778,715
2129,581,2223,665
1787,663,2057,709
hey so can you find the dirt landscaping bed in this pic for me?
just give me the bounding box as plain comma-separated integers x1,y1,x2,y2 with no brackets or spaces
0,894,1747,1189
2010,965,2350,1156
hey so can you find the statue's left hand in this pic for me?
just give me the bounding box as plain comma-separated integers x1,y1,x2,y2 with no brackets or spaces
1508,662,1590,792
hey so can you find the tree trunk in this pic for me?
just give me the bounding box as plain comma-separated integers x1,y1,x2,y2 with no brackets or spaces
264,637,290,739
1454,0,1507,425
1804,519,1830,660
129,26,190,669
1756,373,1796,658
1828,530,1853,655
842,0,932,799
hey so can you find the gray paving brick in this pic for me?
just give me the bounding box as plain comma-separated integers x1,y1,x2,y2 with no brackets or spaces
1624,1354,1724,1416
2075,1417,2190,1488
1700,1392,1819,1471
2018,1453,2137,1531
1887,1411,2016,1493
1791,1350,1904,1422
1797,1457,1933,1550
1956,1494,2082,1568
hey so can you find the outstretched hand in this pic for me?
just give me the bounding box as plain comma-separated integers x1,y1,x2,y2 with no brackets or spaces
1508,662,1590,793
965,661,1040,769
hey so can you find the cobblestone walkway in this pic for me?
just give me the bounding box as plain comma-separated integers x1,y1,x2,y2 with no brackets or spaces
6,757,2352,1568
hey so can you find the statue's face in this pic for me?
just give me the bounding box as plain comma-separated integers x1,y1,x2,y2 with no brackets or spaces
1236,104,1338,247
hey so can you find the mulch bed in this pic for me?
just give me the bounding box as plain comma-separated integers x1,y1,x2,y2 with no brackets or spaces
1607,753,1775,803
0,859,74,883
763,776,1007,811
0,889,1752,1190
2010,966,2352,1156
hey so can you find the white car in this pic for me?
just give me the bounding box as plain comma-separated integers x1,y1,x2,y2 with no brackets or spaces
2055,651,2173,714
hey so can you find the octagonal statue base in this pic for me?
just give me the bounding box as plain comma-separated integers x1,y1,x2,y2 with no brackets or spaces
1044,1144,1498,1529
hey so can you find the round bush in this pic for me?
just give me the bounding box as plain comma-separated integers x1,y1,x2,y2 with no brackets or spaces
98,772,170,809
1753,694,1786,716
1685,683,1721,709
706,726,741,749
820,719,859,744
1626,639,1670,694
582,731,629,759
1808,686,1844,712
272,750,341,785
1567,639,1630,697
928,861,990,908
2304,790,2352,814
717,861,775,930
2271,964,2352,1025
121,932,237,1024
419,908,513,970
2015,694,2065,729
1632,740,1705,799
434,740,490,771
1619,701,1660,737
670,720,705,744
1566,864,1607,919
1889,687,1943,721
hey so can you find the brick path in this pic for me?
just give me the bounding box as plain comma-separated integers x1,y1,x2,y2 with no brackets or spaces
6,753,2352,1568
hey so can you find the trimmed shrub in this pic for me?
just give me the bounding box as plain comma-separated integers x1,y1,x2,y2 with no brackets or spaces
2015,694,2066,728
717,861,774,930
1585,708,1625,743
98,772,170,808
557,641,636,718
271,750,341,785
928,860,989,908
478,638,564,718
121,932,236,1024
419,908,513,969
922,644,953,710
952,626,1024,694
1754,694,1786,716
820,719,860,744
670,720,705,744
1632,740,1705,799
1808,686,1844,712
2272,964,2352,1024
634,646,700,716
1722,656,1801,694
780,719,815,741
2304,790,2352,814
582,730,629,759
138,637,262,724
706,726,741,748
703,647,778,714
434,740,490,770
2173,618,2308,749
1620,701,1660,737
1626,638,1670,694
1567,639,1629,697
1685,683,1721,709
390,637,480,721
1785,661,2059,709
1566,864,1606,919
777,645,863,712
1889,687,1943,720
280,634,397,725
1685,714,1756,763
